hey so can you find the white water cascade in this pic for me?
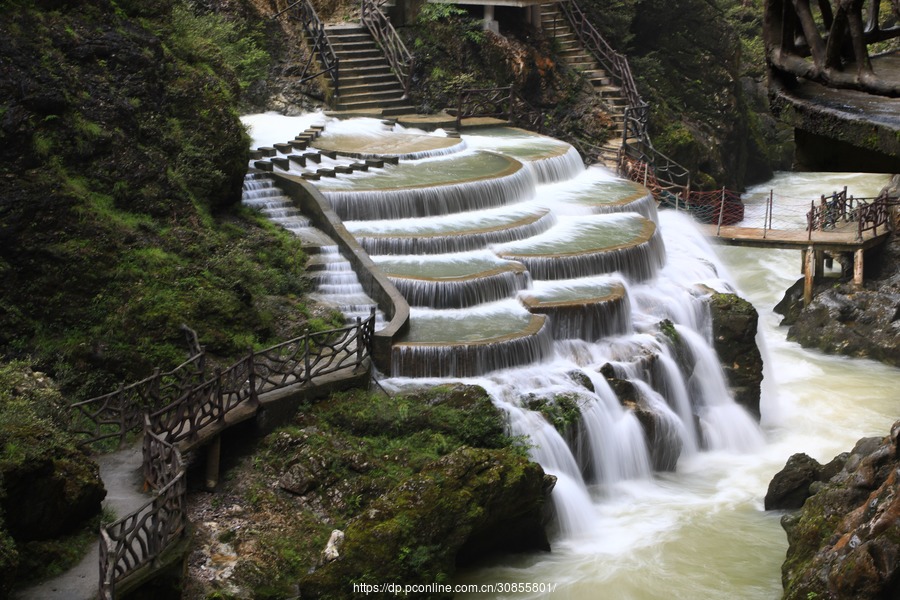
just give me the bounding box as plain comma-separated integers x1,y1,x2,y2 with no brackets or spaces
240,114,900,597
454,171,900,599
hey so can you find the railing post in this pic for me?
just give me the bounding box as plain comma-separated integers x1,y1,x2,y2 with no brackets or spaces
117,383,127,449
716,187,726,236
808,200,815,240
214,368,225,424
148,495,162,568
247,351,259,407
356,316,364,364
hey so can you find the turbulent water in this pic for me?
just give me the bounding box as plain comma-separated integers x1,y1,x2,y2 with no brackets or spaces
452,172,900,599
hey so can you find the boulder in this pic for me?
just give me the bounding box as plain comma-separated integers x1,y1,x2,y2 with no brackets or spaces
778,422,900,599
765,453,829,510
298,447,549,598
706,291,764,419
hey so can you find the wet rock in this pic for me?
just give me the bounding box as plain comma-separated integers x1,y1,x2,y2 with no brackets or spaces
765,453,827,510
298,447,548,598
706,291,763,419
777,422,900,599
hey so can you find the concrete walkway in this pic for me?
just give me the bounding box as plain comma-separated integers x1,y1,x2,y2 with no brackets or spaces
14,441,150,600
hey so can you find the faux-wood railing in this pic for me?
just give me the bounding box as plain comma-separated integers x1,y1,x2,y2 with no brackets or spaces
360,0,413,97
453,86,544,131
807,189,893,240
274,0,339,90
99,417,186,600
78,313,375,596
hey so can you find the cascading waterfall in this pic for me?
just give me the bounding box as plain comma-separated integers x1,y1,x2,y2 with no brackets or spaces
241,114,772,577
347,209,558,255
676,324,765,452
320,154,536,220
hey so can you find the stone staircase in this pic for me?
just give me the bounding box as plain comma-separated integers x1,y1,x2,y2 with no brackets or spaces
540,3,627,165
326,23,415,116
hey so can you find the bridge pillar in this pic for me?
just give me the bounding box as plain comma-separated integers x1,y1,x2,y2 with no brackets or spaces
205,434,221,491
815,249,824,278
804,245,816,306
854,248,865,288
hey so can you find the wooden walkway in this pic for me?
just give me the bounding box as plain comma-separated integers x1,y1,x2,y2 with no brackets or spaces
699,222,892,305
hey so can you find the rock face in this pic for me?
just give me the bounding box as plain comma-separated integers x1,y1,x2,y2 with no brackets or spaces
773,423,900,599
0,451,106,542
298,447,549,598
707,291,764,419
764,452,847,510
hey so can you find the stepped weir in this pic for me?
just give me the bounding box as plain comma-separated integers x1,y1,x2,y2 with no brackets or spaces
242,114,763,534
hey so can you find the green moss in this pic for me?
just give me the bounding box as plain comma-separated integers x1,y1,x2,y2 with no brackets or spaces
524,392,582,435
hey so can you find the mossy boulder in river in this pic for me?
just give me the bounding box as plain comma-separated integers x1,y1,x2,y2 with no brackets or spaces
298,446,549,598
772,424,900,599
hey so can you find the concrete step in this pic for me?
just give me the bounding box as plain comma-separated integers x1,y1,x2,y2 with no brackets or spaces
337,55,387,68
340,80,403,96
337,96,411,112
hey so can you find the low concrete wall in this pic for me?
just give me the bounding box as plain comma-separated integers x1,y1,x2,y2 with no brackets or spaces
271,173,410,372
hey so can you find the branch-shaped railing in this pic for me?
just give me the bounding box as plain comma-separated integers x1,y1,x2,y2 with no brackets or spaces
73,313,376,448
765,0,900,96
452,86,544,132
99,418,186,600
360,0,413,97
86,311,376,597
274,0,339,90
69,353,207,447
807,188,893,240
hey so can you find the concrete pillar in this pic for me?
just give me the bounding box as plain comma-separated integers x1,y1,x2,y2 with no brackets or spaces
804,245,816,306
484,5,499,33
815,249,825,277
853,248,865,288
205,434,222,491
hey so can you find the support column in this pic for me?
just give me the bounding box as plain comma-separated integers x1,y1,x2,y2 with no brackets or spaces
853,248,865,288
815,249,825,277
205,434,222,491
804,245,816,306
483,4,499,33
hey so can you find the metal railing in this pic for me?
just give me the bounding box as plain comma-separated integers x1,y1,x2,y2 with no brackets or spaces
360,0,413,97
274,0,339,91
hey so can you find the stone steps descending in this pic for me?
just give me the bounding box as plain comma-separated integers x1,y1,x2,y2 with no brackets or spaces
539,3,629,167
325,24,415,116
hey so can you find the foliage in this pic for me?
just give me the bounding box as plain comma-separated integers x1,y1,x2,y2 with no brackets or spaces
0,0,340,401
166,4,270,92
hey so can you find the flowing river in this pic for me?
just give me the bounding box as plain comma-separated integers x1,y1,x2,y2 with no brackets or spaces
454,171,900,599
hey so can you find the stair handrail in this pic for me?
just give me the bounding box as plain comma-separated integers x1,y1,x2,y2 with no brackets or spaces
558,0,643,114
360,0,413,97
274,0,339,91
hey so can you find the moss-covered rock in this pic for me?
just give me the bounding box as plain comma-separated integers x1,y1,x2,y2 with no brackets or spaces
707,290,763,419
0,362,105,543
778,427,900,599
184,385,546,598
298,446,548,598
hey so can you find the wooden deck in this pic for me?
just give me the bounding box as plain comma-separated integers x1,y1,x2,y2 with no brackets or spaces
697,223,891,252
697,222,892,306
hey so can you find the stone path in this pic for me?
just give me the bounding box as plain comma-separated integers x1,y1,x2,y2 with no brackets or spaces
14,441,149,600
